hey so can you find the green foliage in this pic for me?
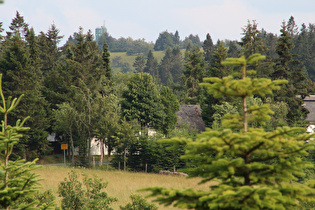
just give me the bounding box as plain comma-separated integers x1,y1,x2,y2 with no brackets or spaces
0,74,54,209
202,33,214,62
209,40,230,78
58,170,118,210
272,22,309,126
159,86,180,136
144,54,315,209
121,73,164,131
240,20,267,58
133,54,145,73
11,189,56,209
0,13,51,158
124,133,187,173
183,46,206,101
211,102,238,129
120,194,157,210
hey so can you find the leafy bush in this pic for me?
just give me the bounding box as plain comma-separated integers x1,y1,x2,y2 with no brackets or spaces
58,170,117,210
120,194,157,210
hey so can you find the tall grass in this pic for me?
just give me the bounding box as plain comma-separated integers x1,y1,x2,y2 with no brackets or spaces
35,166,211,209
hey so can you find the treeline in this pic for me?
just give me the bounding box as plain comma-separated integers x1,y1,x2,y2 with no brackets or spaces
1,12,315,172
0,12,183,172
93,16,315,81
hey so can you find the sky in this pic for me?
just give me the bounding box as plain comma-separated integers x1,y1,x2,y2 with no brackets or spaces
1,0,315,45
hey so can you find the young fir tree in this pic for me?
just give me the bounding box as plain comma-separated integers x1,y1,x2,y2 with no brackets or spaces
143,54,315,209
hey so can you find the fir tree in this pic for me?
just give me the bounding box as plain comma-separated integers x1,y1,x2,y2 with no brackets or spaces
209,40,230,78
101,37,112,88
144,50,159,80
203,33,214,62
159,86,180,136
133,54,145,73
241,20,267,58
272,22,308,126
0,74,54,209
182,46,206,100
0,19,50,158
159,48,173,85
144,54,315,209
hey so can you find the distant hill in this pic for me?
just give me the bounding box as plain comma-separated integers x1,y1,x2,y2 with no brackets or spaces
110,50,185,74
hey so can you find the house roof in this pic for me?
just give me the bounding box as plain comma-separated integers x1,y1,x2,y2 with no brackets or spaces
303,95,315,122
176,105,206,132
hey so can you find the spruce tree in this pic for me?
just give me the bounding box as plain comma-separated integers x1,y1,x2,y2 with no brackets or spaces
241,20,267,58
0,15,50,158
209,40,230,78
203,33,214,62
0,74,54,209
182,46,206,101
159,86,180,136
272,22,308,126
169,47,184,85
159,48,173,85
144,54,315,209
133,55,145,73
38,24,63,73
102,37,112,81
144,50,159,80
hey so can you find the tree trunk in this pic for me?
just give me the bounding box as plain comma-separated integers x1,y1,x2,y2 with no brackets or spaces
88,134,91,168
99,140,104,166
124,148,127,171
70,127,75,166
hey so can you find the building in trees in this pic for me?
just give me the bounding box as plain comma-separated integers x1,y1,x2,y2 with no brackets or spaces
95,24,107,42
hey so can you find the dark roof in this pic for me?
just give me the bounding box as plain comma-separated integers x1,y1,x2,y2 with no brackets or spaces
176,105,205,132
303,95,315,122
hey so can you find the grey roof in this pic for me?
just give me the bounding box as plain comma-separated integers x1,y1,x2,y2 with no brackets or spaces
303,95,315,122
176,105,206,132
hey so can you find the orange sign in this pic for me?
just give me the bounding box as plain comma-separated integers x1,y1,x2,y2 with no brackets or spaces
61,144,68,150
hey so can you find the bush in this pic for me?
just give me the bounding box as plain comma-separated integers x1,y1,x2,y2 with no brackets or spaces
58,170,118,210
120,194,157,210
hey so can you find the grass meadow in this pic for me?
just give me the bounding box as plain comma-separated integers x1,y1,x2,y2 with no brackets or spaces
35,166,211,209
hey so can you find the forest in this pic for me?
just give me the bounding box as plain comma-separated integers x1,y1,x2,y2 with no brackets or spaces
2,11,315,209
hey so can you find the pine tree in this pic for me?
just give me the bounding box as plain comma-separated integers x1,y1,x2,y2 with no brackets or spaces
133,55,145,73
203,33,214,62
241,20,267,58
0,74,54,209
159,86,180,136
159,48,173,85
209,41,230,78
272,22,308,126
144,50,159,80
169,47,184,85
201,41,230,128
38,24,63,73
182,46,206,100
144,54,315,209
0,17,50,158
287,16,299,37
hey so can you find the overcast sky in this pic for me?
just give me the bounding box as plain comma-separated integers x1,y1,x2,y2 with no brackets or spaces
1,0,315,44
